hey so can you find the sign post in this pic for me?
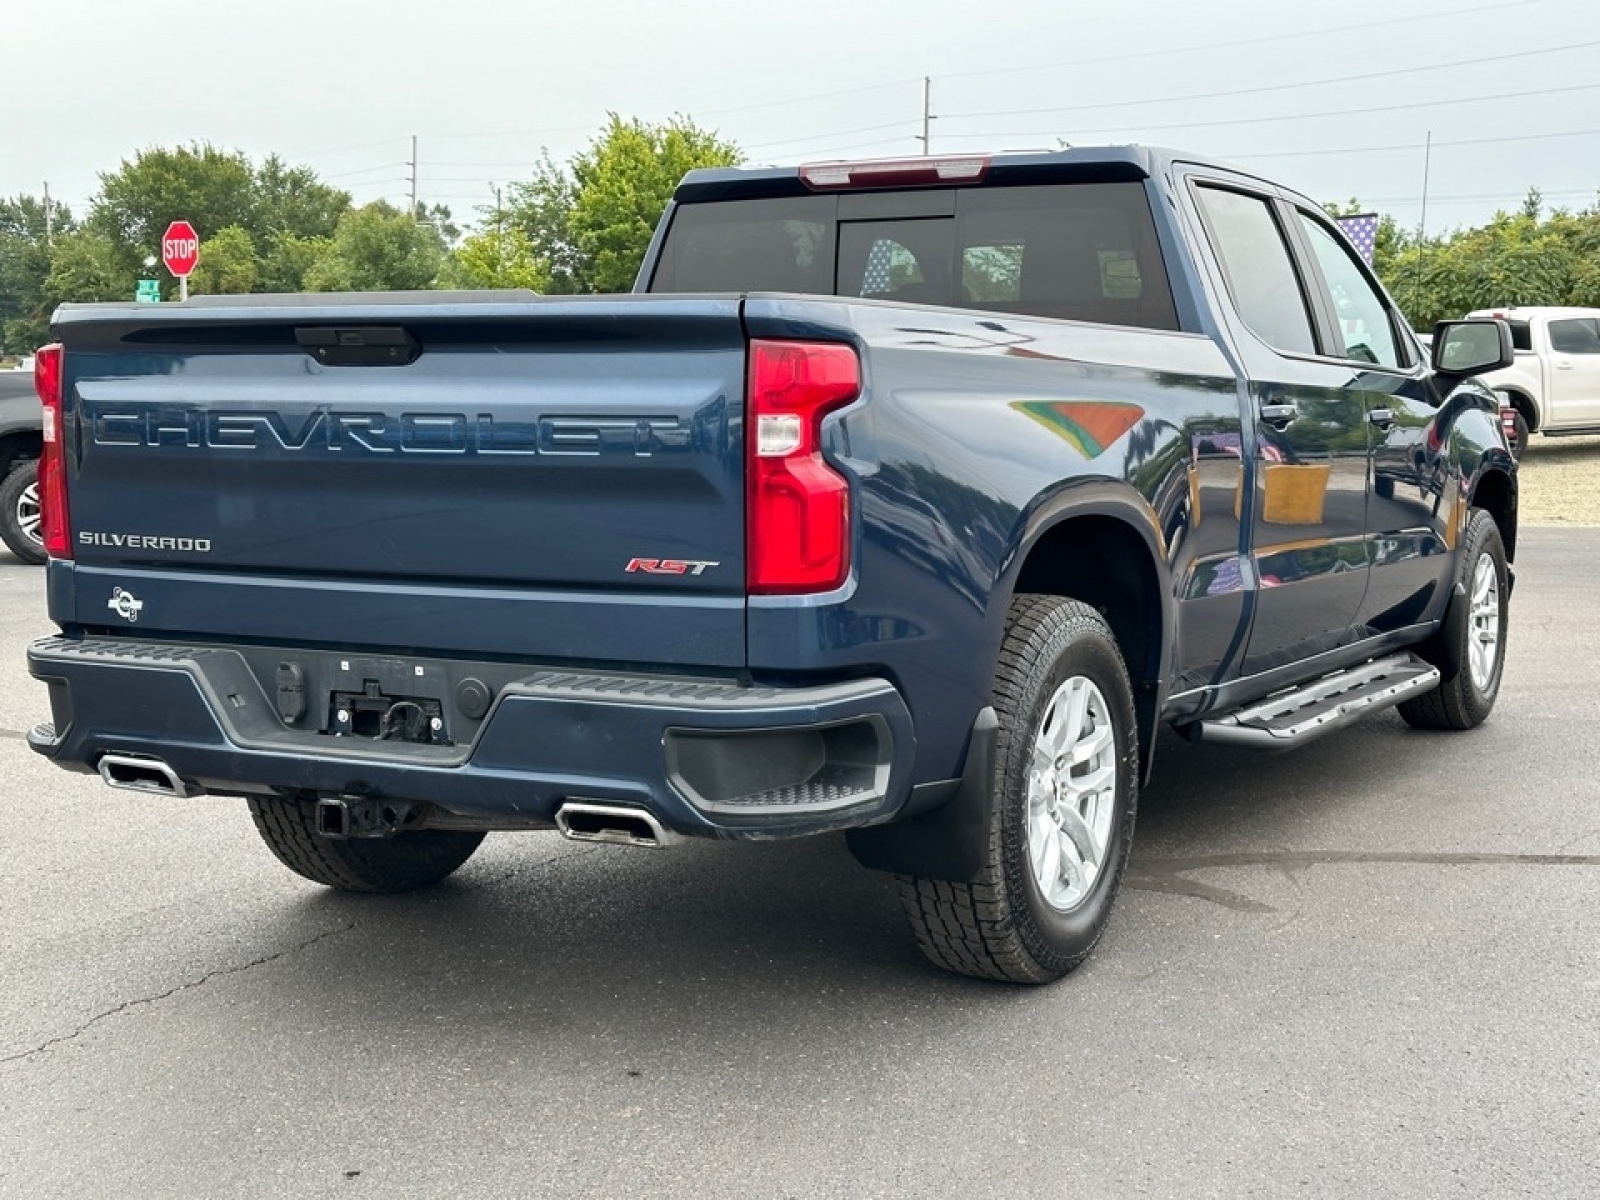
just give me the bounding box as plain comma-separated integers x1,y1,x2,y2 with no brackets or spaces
161,220,200,301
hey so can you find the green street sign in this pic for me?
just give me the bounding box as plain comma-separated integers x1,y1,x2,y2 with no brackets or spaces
135,279,161,303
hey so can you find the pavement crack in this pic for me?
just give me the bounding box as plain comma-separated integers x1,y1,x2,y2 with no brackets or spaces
0,923,355,1065
1124,873,1277,913
1136,850,1600,871
1123,850,1600,916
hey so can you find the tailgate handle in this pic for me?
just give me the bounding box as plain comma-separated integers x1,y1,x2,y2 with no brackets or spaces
296,326,420,367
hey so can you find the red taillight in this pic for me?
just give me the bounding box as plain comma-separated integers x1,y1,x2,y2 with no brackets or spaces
799,155,990,190
746,340,860,595
34,342,70,559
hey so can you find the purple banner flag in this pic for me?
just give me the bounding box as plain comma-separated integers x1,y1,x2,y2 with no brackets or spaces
1336,212,1381,265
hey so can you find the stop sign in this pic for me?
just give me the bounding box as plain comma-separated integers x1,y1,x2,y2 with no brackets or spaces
161,221,200,277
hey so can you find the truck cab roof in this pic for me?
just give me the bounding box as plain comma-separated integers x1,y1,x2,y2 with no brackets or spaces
674,145,1279,204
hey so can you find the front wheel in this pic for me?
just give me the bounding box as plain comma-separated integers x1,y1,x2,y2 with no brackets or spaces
1399,507,1508,730
248,795,484,892
0,460,46,565
897,596,1138,984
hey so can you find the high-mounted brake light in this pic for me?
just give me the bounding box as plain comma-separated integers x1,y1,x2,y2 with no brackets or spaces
799,155,991,191
33,342,71,559
747,340,860,594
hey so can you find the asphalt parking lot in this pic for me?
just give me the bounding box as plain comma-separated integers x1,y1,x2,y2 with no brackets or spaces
2,533,1598,1199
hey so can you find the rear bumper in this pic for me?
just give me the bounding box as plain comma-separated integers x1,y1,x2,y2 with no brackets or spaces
27,636,916,840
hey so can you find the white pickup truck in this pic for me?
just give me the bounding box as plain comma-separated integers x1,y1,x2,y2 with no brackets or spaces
1469,306,1600,457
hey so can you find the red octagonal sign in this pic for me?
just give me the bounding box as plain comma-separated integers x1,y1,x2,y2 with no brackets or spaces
161,220,201,277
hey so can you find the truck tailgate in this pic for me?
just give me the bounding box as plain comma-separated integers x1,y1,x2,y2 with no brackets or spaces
54,296,748,668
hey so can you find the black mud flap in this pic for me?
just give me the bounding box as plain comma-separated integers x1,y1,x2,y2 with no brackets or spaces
845,708,997,883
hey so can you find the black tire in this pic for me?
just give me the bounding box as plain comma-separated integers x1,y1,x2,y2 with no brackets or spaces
0,459,46,565
897,595,1139,984
1505,409,1529,461
247,795,484,892
1399,508,1508,730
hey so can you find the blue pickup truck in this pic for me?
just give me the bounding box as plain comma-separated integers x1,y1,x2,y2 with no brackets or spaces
26,148,1516,983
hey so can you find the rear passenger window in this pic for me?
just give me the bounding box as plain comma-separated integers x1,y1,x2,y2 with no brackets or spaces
1195,187,1316,356
1548,318,1600,355
957,183,1178,329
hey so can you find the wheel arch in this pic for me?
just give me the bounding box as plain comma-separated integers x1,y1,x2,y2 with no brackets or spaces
1002,492,1173,777
1470,467,1517,563
0,430,42,475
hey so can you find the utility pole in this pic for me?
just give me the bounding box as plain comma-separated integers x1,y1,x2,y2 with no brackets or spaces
408,135,419,219
43,182,54,245
917,77,933,155
1417,130,1432,242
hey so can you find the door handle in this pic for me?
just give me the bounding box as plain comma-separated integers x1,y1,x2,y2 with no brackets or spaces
1555,361,1573,370
1367,407,1396,429
1259,402,1298,430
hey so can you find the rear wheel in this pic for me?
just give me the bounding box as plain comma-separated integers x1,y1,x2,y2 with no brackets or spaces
248,795,484,892
897,595,1138,983
0,460,46,565
1399,508,1508,730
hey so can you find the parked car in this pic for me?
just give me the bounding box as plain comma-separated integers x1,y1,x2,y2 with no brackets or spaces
25,147,1517,984
0,368,44,564
1467,306,1600,457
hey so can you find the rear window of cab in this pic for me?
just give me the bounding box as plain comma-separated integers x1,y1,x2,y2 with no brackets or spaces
648,182,1179,333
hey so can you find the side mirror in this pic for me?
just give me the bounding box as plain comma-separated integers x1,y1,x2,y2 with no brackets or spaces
1431,319,1514,378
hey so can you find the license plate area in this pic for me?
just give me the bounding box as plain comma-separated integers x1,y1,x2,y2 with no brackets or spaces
326,658,451,745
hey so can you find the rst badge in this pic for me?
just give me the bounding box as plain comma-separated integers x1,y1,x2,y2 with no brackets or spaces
626,558,720,577
107,587,144,623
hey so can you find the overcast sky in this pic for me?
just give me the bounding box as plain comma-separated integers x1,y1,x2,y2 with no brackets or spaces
11,0,1598,235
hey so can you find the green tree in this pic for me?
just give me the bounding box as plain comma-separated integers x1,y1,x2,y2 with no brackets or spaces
502,116,741,294
256,230,334,294
39,230,129,314
504,153,583,293
1325,191,1600,329
251,154,349,243
568,115,742,293
304,201,445,291
447,225,548,291
0,193,74,353
91,144,257,280
88,143,352,291
188,224,259,295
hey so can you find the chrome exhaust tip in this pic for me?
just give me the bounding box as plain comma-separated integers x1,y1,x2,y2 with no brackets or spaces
97,754,197,799
555,801,676,848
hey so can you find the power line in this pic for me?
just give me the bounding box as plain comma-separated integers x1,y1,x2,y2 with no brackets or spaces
933,0,1541,84
939,39,1600,123
931,79,1600,140
280,136,405,161
695,77,923,120
700,0,1545,131
1364,187,1596,205
1226,126,1600,162
319,163,406,181
743,120,914,153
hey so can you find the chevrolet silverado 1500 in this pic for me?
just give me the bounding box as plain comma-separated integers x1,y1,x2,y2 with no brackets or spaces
27,148,1517,983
